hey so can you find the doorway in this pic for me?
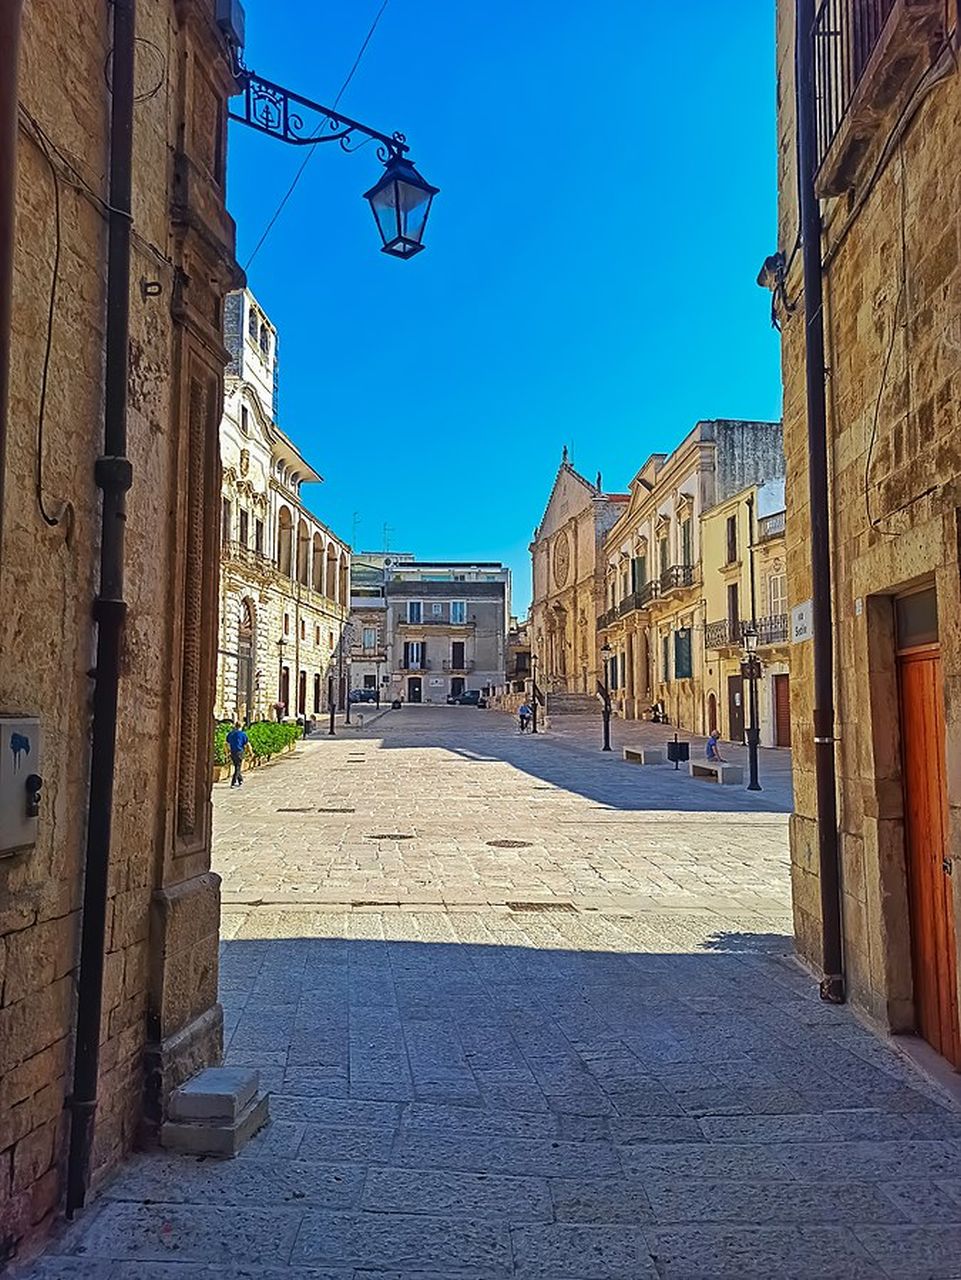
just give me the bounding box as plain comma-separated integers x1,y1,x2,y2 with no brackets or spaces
897,588,960,1066
727,674,744,743
773,673,791,747
707,692,718,734
407,676,422,703
450,676,465,698
237,599,254,723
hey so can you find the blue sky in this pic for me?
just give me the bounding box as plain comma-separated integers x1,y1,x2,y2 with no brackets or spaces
228,2,781,615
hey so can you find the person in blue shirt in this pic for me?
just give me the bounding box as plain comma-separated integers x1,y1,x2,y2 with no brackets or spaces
226,722,249,787
706,729,725,763
518,703,532,733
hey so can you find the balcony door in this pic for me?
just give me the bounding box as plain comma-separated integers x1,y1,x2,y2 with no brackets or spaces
451,640,465,670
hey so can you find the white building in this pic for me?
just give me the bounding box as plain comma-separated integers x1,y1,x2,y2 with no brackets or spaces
215,289,350,723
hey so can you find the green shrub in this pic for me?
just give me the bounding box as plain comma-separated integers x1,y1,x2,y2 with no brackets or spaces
213,720,303,767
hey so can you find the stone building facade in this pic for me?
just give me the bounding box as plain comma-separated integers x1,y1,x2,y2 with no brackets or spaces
215,290,349,725
598,421,783,733
347,552,414,696
774,1,961,1065
530,455,628,697
384,562,509,703
1,0,238,1253
701,478,790,748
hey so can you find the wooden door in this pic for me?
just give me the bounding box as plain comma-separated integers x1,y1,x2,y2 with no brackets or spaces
727,674,744,743
898,649,961,1067
774,674,792,747
407,676,422,704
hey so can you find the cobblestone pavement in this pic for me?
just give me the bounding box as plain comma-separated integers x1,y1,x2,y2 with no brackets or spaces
25,707,961,1279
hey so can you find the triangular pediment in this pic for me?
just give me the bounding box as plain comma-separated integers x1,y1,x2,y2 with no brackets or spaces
535,463,598,541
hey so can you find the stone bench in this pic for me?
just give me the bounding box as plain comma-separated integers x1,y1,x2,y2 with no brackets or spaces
623,747,664,765
689,759,743,785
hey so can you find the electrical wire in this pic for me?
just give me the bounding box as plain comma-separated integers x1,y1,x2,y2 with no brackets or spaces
243,0,391,271
26,119,64,527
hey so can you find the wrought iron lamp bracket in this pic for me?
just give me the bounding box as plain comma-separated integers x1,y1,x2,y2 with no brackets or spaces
229,68,409,161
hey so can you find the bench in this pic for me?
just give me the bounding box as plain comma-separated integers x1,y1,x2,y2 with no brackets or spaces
689,759,743,785
623,747,664,766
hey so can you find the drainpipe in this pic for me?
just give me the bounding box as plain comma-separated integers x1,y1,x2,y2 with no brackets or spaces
66,0,136,1214
0,0,23,578
795,0,845,1003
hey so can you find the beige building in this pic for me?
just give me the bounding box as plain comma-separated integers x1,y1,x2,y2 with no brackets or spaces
599,421,783,733
1,0,238,1251
701,478,790,748
774,1,961,1064
530,453,628,699
215,290,349,724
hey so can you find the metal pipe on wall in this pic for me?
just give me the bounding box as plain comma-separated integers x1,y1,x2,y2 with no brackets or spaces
66,0,137,1215
795,0,845,1003
0,0,24,579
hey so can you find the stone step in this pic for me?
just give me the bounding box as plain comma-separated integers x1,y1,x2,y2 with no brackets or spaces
162,1066,269,1157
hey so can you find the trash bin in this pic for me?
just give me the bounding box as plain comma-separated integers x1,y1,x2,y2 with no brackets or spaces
666,736,690,770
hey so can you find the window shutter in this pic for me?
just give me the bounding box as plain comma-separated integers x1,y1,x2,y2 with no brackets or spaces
403,642,410,668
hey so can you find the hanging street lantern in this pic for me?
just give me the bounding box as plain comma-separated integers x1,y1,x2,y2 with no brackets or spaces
364,154,440,259
227,59,440,260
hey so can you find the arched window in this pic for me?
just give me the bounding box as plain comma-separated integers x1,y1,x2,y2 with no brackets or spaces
312,534,324,593
248,307,258,339
277,507,293,577
260,322,270,355
297,520,310,586
326,545,339,604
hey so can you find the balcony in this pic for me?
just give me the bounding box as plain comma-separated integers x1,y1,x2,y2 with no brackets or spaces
350,596,386,610
757,614,789,645
398,660,431,672
814,0,945,194
442,659,474,672
757,510,786,541
398,616,474,628
705,618,743,650
222,539,271,571
705,614,789,649
659,564,695,594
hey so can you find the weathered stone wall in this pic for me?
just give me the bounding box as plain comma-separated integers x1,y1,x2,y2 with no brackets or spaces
775,6,961,1030
0,0,237,1256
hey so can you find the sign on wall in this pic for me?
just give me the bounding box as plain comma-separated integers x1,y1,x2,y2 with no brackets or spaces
791,600,813,644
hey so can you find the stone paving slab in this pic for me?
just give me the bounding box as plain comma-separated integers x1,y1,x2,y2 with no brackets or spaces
19,708,961,1280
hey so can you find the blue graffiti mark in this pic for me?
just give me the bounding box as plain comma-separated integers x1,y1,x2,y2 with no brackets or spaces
10,733,30,772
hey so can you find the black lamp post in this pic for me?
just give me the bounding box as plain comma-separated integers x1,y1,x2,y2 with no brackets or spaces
742,623,762,791
227,61,439,258
600,642,613,752
530,653,539,734
277,636,288,718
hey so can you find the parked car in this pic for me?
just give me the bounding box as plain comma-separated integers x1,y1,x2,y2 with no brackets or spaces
348,688,378,704
447,689,487,708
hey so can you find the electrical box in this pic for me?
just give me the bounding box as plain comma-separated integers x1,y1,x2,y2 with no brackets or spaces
0,717,42,856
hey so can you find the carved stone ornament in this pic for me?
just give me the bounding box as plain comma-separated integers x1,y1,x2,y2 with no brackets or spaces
553,531,571,589
240,448,250,477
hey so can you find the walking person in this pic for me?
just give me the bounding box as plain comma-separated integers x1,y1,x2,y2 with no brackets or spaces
518,702,532,733
227,721,249,787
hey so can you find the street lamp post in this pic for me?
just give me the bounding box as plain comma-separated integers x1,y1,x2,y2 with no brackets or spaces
277,636,288,718
224,50,440,258
600,642,613,752
530,653,539,734
327,671,336,737
742,624,762,791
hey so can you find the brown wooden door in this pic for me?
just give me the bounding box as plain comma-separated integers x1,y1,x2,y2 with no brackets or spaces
727,674,744,743
898,649,961,1067
774,674,792,747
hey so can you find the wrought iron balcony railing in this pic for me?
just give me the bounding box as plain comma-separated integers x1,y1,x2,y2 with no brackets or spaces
757,613,789,645
442,659,474,672
659,564,695,593
814,0,896,167
705,618,743,650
